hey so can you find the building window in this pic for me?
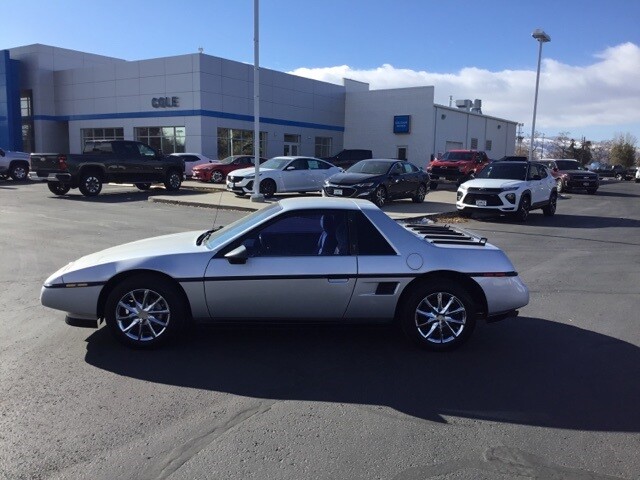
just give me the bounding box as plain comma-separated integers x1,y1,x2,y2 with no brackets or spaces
20,90,35,153
485,140,492,151
217,128,267,158
314,137,332,158
134,126,185,154
81,128,124,149
283,134,301,156
470,138,478,149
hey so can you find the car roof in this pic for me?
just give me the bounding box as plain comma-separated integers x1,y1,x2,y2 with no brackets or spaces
277,196,378,212
355,158,401,163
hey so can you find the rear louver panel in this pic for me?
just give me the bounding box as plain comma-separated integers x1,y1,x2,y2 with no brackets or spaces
403,224,487,246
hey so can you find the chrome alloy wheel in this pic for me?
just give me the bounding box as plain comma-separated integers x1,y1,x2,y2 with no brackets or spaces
115,288,170,342
84,176,101,194
414,291,467,344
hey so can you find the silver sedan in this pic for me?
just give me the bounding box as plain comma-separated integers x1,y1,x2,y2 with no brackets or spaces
40,197,529,351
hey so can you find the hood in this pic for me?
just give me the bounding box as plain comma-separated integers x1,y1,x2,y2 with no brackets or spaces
429,160,469,167
461,178,524,189
193,163,218,171
563,169,597,176
230,167,276,177
328,172,384,185
51,231,204,282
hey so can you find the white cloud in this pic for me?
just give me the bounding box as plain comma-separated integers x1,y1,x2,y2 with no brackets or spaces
288,43,640,140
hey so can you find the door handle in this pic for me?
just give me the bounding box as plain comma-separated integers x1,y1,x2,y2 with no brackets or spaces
327,277,349,283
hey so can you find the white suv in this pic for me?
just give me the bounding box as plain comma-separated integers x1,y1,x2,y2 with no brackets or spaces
456,161,557,221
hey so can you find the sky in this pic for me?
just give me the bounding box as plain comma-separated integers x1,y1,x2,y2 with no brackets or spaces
4,0,640,142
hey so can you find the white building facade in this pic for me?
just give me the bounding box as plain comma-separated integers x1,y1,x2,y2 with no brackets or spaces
1,44,517,170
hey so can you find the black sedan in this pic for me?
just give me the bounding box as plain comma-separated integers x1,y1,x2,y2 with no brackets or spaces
323,159,430,207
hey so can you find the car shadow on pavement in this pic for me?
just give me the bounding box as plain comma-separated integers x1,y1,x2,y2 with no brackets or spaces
47,187,210,204
84,316,640,432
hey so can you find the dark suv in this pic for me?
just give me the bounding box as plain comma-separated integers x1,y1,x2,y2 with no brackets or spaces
322,149,372,169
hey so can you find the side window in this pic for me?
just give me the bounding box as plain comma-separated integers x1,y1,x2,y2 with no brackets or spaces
288,159,308,170
538,165,548,178
391,163,403,175
403,163,415,174
353,212,396,256
138,144,156,157
308,160,330,170
236,210,349,257
527,164,540,180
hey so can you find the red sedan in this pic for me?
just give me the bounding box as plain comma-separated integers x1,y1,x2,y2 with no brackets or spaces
192,155,267,183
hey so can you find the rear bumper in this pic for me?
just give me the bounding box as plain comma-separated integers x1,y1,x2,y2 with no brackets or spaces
29,172,72,183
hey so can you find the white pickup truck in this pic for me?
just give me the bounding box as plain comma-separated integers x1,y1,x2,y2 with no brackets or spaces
0,148,30,181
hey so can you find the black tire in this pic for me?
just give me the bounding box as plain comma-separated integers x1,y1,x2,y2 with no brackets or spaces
615,173,623,181
78,172,103,197
513,194,531,222
259,179,277,198
400,280,477,351
164,170,182,191
9,162,29,181
104,274,185,348
542,192,557,216
372,186,387,208
135,183,152,191
429,181,438,190
586,188,598,195
47,182,71,196
211,170,224,183
412,183,427,203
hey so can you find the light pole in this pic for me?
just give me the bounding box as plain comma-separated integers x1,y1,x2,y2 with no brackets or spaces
528,28,550,162
250,0,264,202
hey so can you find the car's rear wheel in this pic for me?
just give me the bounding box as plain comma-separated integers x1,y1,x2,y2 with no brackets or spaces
400,280,476,351
105,274,185,348
513,194,530,222
542,192,557,216
372,186,387,207
47,182,70,195
9,162,29,181
211,170,224,183
135,183,151,190
164,170,182,191
259,179,277,198
412,183,427,203
78,172,102,196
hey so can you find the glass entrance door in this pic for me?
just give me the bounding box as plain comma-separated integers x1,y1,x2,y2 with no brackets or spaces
284,134,301,156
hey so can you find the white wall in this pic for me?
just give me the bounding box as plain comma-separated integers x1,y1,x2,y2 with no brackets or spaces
345,86,435,169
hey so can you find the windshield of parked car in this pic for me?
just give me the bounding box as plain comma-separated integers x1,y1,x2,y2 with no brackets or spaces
260,157,291,170
203,203,282,249
475,163,527,180
441,152,473,161
555,160,582,171
347,160,392,175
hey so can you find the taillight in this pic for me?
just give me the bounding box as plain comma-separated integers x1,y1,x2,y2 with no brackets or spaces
58,155,68,170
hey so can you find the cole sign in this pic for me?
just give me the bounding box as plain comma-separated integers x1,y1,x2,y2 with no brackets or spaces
152,97,179,108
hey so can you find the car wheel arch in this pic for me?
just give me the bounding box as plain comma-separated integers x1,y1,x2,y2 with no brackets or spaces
394,270,487,323
97,269,193,324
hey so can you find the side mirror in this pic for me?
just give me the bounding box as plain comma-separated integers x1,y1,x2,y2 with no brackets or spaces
285,165,295,171
225,245,249,265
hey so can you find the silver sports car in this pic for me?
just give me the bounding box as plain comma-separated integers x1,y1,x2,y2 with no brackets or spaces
41,197,529,350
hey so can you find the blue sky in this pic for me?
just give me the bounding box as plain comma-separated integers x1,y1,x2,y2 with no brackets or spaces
4,0,640,142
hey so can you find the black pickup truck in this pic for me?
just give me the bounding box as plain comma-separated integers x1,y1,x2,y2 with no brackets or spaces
29,140,185,196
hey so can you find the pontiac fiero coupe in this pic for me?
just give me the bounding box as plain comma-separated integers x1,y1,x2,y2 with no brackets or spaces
40,197,529,350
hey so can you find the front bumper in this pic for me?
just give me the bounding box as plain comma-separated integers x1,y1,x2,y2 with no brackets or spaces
456,188,519,213
323,184,376,199
475,275,529,316
226,177,254,194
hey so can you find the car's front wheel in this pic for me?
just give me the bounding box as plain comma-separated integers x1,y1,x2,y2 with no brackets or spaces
372,186,387,207
513,194,531,222
47,182,71,196
400,280,477,351
542,192,557,216
9,162,29,181
78,172,103,196
412,183,427,203
211,170,224,183
164,170,182,191
259,179,277,198
105,274,185,348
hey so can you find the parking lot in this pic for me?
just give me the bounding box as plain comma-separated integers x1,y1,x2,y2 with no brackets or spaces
1,178,639,479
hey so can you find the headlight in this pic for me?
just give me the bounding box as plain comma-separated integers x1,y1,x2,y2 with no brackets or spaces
354,182,375,188
456,191,463,201
501,187,519,192
244,173,255,179
505,193,516,204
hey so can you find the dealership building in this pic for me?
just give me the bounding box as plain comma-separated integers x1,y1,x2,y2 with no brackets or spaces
1,44,517,167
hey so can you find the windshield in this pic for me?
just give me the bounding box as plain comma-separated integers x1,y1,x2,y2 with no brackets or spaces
347,160,391,175
555,160,582,171
476,163,527,181
260,157,291,170
441,152,473,161
203,203,282,249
